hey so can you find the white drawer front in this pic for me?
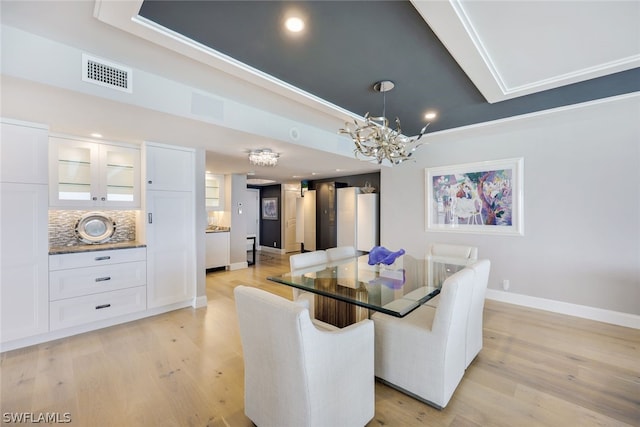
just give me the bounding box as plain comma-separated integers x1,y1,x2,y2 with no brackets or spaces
49,247,146,271
50,286,146,330
50,261,146,301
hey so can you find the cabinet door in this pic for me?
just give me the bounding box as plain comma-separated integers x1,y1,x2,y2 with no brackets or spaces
205,232,230,269
357,193,379,252
303,190,316,251
146,190,195,308
145,144,193,192
337,187,358,248
101,144,141,207
205,173,225,210
49,137,140,208
0,183,49,342
49,137,98,207
1,120,48,184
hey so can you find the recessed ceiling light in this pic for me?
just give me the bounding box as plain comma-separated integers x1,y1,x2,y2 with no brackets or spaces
424,111,437,120
90,132,103,138
285,16,305,33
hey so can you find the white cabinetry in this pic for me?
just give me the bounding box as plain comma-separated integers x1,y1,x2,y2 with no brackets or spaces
49,136,140,208
205,173,225,210
206,232,230,269
337,187,360,248
1,119,48,184
144,144,193,191
303,190,316,251
357,193,379,252
0,119,49,343
48,248,147,330
145,143,195,309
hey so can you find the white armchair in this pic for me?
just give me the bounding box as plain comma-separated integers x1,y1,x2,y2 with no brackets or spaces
429,243,478,260
371,267,474,409
289,250,328,318
326,245,356,262
234,285,375,427
466,259,491,367
290,250,328,270
425,243,478,308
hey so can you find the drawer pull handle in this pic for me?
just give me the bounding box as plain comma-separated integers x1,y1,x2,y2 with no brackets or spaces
95,276,111,282
95,256,111,261
95,304,111,310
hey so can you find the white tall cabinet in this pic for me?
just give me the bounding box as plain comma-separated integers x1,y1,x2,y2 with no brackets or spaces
337,187,360,248
144,143,196,309
302,190,316,251
357,193,379,252
0,119,50,343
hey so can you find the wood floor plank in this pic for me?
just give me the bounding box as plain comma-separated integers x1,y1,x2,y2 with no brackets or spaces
1,251,638,426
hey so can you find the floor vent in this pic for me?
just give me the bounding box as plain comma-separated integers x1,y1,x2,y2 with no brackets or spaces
82,54,132,93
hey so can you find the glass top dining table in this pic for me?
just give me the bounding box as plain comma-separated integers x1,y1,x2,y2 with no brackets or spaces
267,254,471,318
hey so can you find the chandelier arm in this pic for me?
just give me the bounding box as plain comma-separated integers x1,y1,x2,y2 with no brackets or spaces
338,80,435,165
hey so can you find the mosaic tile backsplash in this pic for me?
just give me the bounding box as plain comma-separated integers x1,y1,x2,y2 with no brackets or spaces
49,210,137,248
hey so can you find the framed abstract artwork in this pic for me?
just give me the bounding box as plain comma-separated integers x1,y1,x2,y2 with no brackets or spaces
426,158,524,235
262,197,278,220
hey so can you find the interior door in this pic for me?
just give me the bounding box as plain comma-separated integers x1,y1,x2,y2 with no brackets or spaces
245,188,259,247
284,188,300,253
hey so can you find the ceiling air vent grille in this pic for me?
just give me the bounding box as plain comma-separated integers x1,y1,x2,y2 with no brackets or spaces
82,54,132,93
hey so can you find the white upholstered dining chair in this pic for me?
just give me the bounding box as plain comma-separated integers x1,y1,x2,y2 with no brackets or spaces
326,245,356,262
425,243,478,307
429,243,478,261
465,259,491,367
289,250,328,319
234,285,375,427
371,267,475,409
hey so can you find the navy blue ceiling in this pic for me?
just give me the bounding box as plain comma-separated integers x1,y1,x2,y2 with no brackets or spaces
139,1,640,136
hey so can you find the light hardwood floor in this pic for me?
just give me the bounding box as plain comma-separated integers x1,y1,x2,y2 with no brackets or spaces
1,252,639,426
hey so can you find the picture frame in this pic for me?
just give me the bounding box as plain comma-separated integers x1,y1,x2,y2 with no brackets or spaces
262,197,279,220
425,157,524,235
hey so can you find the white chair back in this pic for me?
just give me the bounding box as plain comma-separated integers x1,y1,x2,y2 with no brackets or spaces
326,246,356,261
234,285,374,426
429,243,478,260
289,250,328,271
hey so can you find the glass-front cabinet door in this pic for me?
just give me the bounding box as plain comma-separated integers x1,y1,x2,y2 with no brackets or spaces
205,173,224,210
49,136,140,208
102,144,140,207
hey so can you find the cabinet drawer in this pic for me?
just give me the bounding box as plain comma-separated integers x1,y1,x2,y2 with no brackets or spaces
50,261,146,301
50,286,146,330
49,247,146,271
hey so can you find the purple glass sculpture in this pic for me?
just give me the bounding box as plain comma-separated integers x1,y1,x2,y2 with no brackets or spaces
367,246,405,265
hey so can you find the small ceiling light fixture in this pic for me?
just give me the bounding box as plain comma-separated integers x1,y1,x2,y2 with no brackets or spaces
339,80,435,165
248,149,279,167
285,16,305,33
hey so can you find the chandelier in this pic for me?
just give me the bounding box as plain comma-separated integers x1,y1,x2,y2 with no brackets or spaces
248,149,279,167
339,80,434,165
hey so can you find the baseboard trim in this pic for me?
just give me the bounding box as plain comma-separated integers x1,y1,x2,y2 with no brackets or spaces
485,289,640,329
260,246,286,255
228,261,248,271
192,295,208,309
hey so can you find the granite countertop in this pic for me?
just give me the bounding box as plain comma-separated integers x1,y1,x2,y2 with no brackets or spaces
206,226,230,233
49,241,146,255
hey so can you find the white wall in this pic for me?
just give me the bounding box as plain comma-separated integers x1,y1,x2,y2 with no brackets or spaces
381,94,640,318
229,173,248,269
